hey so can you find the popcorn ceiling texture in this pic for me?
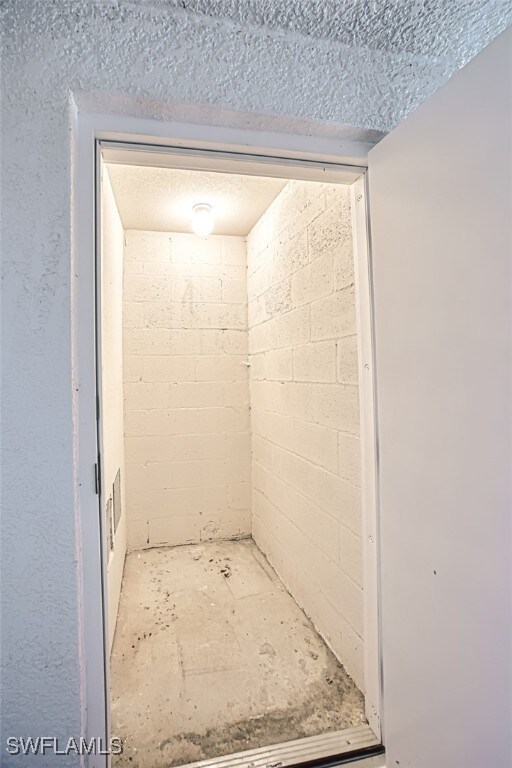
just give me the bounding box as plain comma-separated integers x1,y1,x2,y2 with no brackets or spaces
247,181,364,690
1,0,510,754
122,232,251,550
167,0,512,62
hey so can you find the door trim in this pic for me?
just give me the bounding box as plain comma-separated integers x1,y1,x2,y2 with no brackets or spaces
351,175,383,738
72,110,382,764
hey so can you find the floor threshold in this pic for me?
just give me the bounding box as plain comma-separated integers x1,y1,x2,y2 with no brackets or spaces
178,725,381,768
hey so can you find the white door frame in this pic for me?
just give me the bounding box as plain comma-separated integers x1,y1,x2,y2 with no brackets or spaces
72,110,383,764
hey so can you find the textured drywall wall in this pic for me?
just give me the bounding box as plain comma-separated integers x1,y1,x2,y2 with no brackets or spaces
247,181,364,690
101,167,127,655
1,0,509,751
123,232,251,549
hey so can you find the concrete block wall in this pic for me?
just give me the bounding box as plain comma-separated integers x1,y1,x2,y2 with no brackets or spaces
247,181,364,690
123,231,251,550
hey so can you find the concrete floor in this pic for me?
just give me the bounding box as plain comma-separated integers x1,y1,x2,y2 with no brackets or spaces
110,539,365,767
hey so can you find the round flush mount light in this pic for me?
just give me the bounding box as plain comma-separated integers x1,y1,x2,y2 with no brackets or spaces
191,203,214,236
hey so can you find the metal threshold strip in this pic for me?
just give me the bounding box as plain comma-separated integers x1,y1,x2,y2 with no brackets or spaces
179,724,382,768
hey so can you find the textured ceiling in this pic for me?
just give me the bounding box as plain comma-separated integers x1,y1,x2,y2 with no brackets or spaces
149,0,512,66
106,164,289,235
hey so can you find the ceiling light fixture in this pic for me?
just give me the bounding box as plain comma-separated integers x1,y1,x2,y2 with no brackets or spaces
191,203,214,236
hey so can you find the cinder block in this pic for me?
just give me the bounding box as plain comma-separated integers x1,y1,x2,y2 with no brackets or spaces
201,329,247,355
128,485,227,519
219,264,247,281
274,305,310,348
124,409,147,436
222,381,250,406
171,276,222,303
140,261,173,276
254,466,330,563
246,239,265,278
178,303,247,330
251,434,274,470
265,348,293,381
150,515,203,546
137,406,248,436
167,381,223,408
170,234,222,265
292,341,336,383
247,265,269,302
152,261,209,279
225,432,251,461
222,279,247,304
249,380,278,413
124,382,169,410
293,565,364,690
264,281,292,318
284,179,326,221
282,479,340,563
337,335,359,384
127,518,149,550
248,318,276,354
308,199,352,265
291,254,334,309
195,355,249,382
325,183,351,213
278,455,362,534
334,245,355,291
248,352,266,381
293,419,338,473
247,218,276,270
338,432,361,487
280,189,325,246
145,458,230,489
124,231,171,263
143,302,173,329
222,237,247,266
123,262,144,275
227,481,251,511
340,527,363,587
308,383,360,434
123,328,170,356
310,286,357,341
123,356,142,383
123,274,173,303
277,382,312,421
267,413,295,454
248,295,269,327
123,301,145,328
143,355,196,383
200,509,251,541
125,433,226,464
268,230,308,284
225,453,251,482
169,329,202,355
124,462,147,494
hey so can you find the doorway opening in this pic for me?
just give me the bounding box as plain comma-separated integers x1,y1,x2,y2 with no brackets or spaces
97,141,382,767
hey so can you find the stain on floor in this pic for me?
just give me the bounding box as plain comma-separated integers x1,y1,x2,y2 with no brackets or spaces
110,539,365,767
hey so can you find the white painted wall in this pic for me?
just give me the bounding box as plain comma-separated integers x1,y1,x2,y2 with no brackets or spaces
369,27,512,767
248,180,364,690
100,167,127,655
123,231,251,549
